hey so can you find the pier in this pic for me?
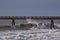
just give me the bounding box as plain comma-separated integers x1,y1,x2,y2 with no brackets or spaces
0,16,60,29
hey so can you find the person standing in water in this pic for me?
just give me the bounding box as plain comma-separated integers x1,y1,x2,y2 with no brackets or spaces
50,20,55,29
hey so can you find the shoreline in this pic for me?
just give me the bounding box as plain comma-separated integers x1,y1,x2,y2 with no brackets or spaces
0,23,33,31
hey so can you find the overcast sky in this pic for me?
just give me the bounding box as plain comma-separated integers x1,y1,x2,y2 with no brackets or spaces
0,0,60,16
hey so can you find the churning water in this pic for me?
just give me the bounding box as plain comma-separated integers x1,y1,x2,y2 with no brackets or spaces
0,19,60,40
0,29,60,40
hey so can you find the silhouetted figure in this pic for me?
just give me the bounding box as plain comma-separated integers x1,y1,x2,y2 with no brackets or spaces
12,19,15,26
50,20,55,29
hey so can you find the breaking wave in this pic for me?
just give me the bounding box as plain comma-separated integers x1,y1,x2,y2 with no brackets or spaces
26,19,60,29
0,19,60,40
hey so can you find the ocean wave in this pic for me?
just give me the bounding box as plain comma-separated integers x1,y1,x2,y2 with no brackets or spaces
0,29,60,40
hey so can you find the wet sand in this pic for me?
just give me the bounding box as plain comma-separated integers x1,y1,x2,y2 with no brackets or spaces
0,24,33,30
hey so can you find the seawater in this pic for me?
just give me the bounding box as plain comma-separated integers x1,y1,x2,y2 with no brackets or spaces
0,29,60,40
0,19,60,25
0,19,60,40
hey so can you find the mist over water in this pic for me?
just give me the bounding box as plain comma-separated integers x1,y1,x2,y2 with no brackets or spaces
0,19,60,40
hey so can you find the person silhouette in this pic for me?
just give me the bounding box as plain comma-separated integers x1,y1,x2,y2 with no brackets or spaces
50,20,55,29
12,19,15,26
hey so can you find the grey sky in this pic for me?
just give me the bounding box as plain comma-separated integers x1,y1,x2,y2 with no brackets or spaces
0,0,60,16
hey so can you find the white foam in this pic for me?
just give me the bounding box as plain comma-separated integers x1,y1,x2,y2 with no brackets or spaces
26,19,40,27
54,23,60,27
0,29,60,40
0,20,60,40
